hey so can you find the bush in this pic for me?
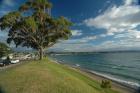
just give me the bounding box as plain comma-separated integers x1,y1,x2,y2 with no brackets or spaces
100,80,111,88
0,42,12,58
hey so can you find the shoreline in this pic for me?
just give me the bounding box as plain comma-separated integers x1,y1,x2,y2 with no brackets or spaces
78,68,138,93
50,58,139,93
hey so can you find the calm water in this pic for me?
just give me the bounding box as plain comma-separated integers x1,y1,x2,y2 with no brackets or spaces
49,52,140,88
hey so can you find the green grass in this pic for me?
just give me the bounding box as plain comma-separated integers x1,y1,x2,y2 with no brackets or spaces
0,58,119,93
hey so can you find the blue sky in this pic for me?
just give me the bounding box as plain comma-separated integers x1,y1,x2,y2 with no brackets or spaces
1,0,140,52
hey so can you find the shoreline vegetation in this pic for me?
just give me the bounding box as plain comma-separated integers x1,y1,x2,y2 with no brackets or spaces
0,58,138,93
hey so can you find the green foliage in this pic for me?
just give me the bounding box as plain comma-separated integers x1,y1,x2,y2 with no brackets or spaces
0,0,72,60
0,42,11,58
101,80,112,88
0,12,21,30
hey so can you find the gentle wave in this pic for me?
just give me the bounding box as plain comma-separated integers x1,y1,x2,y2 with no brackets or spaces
73,63,140,88
75,64,80,67
91,62,137,69
89,70,140,89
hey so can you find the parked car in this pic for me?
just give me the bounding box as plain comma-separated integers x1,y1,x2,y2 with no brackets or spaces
0,56,11,67
11,60,20,64
0,60,11,67
3,59,11,65
0,61,4,67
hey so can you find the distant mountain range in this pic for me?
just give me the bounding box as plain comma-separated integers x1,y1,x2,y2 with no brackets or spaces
11,46,140,53
47,50,140,54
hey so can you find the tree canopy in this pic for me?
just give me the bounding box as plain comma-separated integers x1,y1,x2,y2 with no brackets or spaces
0,0,72,60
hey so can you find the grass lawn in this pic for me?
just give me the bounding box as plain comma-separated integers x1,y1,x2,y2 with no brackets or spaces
0,58,119,93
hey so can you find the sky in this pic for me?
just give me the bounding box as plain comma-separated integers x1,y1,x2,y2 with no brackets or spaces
1,0,140,52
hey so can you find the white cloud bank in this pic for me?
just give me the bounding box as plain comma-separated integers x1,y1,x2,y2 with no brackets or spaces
62,0,140,51
84,0,140,38
51,0,140,52
72,30,83,36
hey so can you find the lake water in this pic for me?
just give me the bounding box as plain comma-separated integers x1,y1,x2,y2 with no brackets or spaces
49,52,140,88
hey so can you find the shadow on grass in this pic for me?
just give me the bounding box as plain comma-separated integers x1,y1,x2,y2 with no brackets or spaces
0,86,5,93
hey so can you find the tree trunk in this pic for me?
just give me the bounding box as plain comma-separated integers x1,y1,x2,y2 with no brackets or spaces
39,47,43,60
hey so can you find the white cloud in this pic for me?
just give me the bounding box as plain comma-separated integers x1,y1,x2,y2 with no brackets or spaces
124,0,137,5
90,38,140,51
49,42,94,52
125,0,133,5
82,36,97,41
80,0,140,51
2,0,15,6
49,35,97,52
114,29,140,39
59,35,97,45
50,0,140,52
72,30,83,36
84,0,140,36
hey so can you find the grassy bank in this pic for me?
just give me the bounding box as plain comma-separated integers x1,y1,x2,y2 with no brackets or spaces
0,58,119,93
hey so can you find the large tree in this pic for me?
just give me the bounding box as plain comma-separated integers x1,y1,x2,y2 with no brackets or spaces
0,0,72,60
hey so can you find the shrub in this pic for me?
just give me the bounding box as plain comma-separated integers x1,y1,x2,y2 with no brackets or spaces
100,80,111,88
0,42,11,58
